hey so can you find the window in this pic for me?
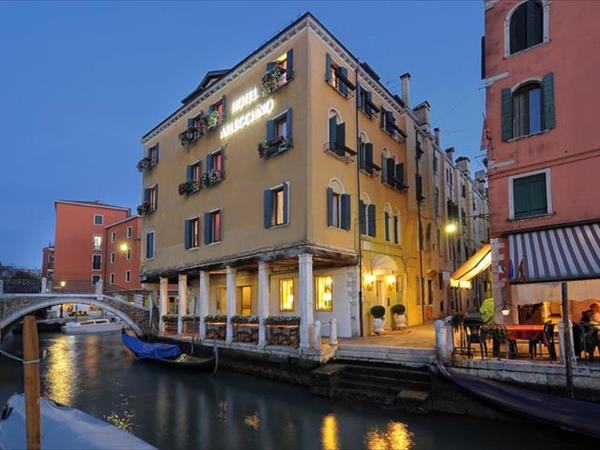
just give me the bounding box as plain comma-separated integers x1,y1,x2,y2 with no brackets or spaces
384,205,392,242
110,273,115,285
206,148,224,178
327,180,351,230
380,107,405,141
143,185,158,211
359,197,376,237
146,232,155,259
434,188,440,216
239,286,252,315
148,144,160,166
263,49,294,93
126,248,132,260
433,154,439,174
325,53,355,97
92,275,101,285
327,111,353,158
315,276,333,312
206,96,226,130
393,210,400,245
356,83,380,118
204,210,222,244
264,183,289,228
93,235,102,250
512,172,549,219
94,214,103,225
280,279,295,312
92,254,102,271
358,135,377,175
428,279,434,305
185,217,201,249
383,157,405,190
502,73,555,141
461,184,466,198
513,83,542,138
509,0,543,55
125,271,131,283
111,232,116,243
110,252,115,264
127,226,133,239
415,175,425,202
263,109,292,158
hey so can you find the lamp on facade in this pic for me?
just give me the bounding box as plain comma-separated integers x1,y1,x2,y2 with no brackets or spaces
445,222,458,235
119,243,129,253
501,305,511,316
364,273,375,290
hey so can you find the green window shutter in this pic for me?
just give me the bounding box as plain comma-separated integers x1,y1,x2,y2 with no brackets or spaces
356,83,363,110
326,188,334,227
501,88,513,141
393,216,399,244
367,204,376,237
267,119,276,142
286,49,294,79
186,165,194,181
365,143,373,173
143,188,150,204
341,194,351,230
359,201,366,235
184,220,191,249
384,212,390,241
513,173,547,219
285,109,293,144
204,212,212,244
328,116,337,145
339,67,348,96
325,53,332,83
335,122,346,156
542,72,556,130
283,182,289,224
206,154,215,171
264,189,273,228
220,95,226,123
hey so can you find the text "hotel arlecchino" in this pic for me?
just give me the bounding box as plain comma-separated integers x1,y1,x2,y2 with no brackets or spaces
220,87,274,139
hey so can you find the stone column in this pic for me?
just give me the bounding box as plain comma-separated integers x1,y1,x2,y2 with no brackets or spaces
298,253,314,350
199,271,209,339
226,267,237,344
257,261,270,347
159,277,168,335
435,319,447,362
177,274,188,336
558,320,577,365
41,277,47,294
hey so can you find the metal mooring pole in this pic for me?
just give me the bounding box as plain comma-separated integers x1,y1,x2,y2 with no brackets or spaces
561,282,575,399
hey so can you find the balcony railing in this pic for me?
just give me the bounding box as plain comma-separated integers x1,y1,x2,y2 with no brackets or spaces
258,136,291,159
178,126,202,147
260,66,292,98
324,141,356,159
137,202,156,216
200,169,223,188
136,156,158,172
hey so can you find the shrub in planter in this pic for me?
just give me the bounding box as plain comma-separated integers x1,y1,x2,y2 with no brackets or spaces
391,304,407,329
391,304,406,316
370,306,386,319
265,316,300,326
231,315,259,324
204,314,227,323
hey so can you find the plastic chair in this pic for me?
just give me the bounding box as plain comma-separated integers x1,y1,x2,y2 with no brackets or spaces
464,319,487,359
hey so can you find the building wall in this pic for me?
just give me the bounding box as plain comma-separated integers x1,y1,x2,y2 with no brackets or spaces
485,0,600,237
41,246,54,284
104,216,142,291
53,202,129,291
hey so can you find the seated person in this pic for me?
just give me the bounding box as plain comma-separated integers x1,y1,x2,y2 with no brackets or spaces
581,303,600,330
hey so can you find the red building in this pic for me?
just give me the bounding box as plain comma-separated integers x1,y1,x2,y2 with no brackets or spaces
104,215,142,293
41,244,55,289
484,1,600,322
52,200,141,293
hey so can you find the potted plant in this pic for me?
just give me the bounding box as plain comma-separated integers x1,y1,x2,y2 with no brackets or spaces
391,304,407,329
370,305,386,335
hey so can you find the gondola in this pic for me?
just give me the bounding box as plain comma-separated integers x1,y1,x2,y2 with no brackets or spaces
435,363,600,439
121,331,217,372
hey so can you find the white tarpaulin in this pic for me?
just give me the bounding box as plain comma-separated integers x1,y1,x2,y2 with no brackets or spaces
512,279,600,305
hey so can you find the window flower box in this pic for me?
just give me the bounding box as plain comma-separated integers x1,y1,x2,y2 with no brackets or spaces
201,169,222,187
203,110,220,131
258,136,290,159
179,127,202,147
137,157,152,172
204,315,226,340
260,66,287,97
178,180,201,196
231,315,259,344
182,316,200,335
137,202,154,216
265,316,300,347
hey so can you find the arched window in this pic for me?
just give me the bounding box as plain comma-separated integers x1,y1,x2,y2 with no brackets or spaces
327,178,351,230
328,109,347,157
384,203,393,242
359,193,376,237
358,132,375,174
513,82,542,138
381,148,391,181
509,0,544,55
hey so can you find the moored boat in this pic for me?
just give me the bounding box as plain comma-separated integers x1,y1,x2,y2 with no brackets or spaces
436,363,600,439
61,318,122,335
121,331,216,371
0,393,156,449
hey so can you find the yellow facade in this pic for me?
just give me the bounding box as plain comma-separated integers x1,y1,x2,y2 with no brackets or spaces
139,13,489,338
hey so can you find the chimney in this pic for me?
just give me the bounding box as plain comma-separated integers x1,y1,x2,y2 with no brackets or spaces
455,156,471,176
412,101,431,131
434,128,441,147
400,72,411,107
445,146,455,162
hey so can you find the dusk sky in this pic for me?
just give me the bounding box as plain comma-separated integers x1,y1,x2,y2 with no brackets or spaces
0,1,485,269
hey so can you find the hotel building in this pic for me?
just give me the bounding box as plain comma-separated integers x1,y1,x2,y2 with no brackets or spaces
139,13,488,348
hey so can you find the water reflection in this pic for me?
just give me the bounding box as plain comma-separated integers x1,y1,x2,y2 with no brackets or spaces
366,421,413,450
0,333,595,450
321,414,339,450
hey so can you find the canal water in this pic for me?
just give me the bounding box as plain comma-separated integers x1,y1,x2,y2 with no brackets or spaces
0,332,595,449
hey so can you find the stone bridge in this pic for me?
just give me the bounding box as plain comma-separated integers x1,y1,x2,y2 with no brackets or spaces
0,293,151,337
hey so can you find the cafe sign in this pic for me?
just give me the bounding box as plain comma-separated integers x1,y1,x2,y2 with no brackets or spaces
220,87,274,139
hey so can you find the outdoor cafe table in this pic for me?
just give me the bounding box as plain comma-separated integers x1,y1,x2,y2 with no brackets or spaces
505,324,546,358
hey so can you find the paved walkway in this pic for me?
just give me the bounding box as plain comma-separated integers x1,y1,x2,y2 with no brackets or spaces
339,322,436,349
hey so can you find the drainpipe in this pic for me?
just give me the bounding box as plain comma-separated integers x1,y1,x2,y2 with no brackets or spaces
416,141,426,325
354,61,364,337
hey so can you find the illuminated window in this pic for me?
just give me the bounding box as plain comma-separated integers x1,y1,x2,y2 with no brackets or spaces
315,276,333,312
93,235,102,250
280,279,295,312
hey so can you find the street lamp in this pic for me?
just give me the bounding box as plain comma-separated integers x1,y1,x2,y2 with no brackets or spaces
445,222,459,314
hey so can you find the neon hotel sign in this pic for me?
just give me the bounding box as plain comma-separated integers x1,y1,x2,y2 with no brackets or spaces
220,87,274,139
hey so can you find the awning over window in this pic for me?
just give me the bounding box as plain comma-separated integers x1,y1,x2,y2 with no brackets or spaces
450,243,491,289
508,223,600,283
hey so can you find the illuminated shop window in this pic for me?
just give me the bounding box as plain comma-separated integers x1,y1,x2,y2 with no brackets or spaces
315,276,333,312
280,279,295,312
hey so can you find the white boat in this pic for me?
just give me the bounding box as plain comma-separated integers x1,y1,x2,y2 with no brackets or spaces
61,318,122,335
0,393,156,449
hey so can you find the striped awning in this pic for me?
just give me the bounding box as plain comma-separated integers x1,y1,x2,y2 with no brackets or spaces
451,244,492,289
508,223,600,283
